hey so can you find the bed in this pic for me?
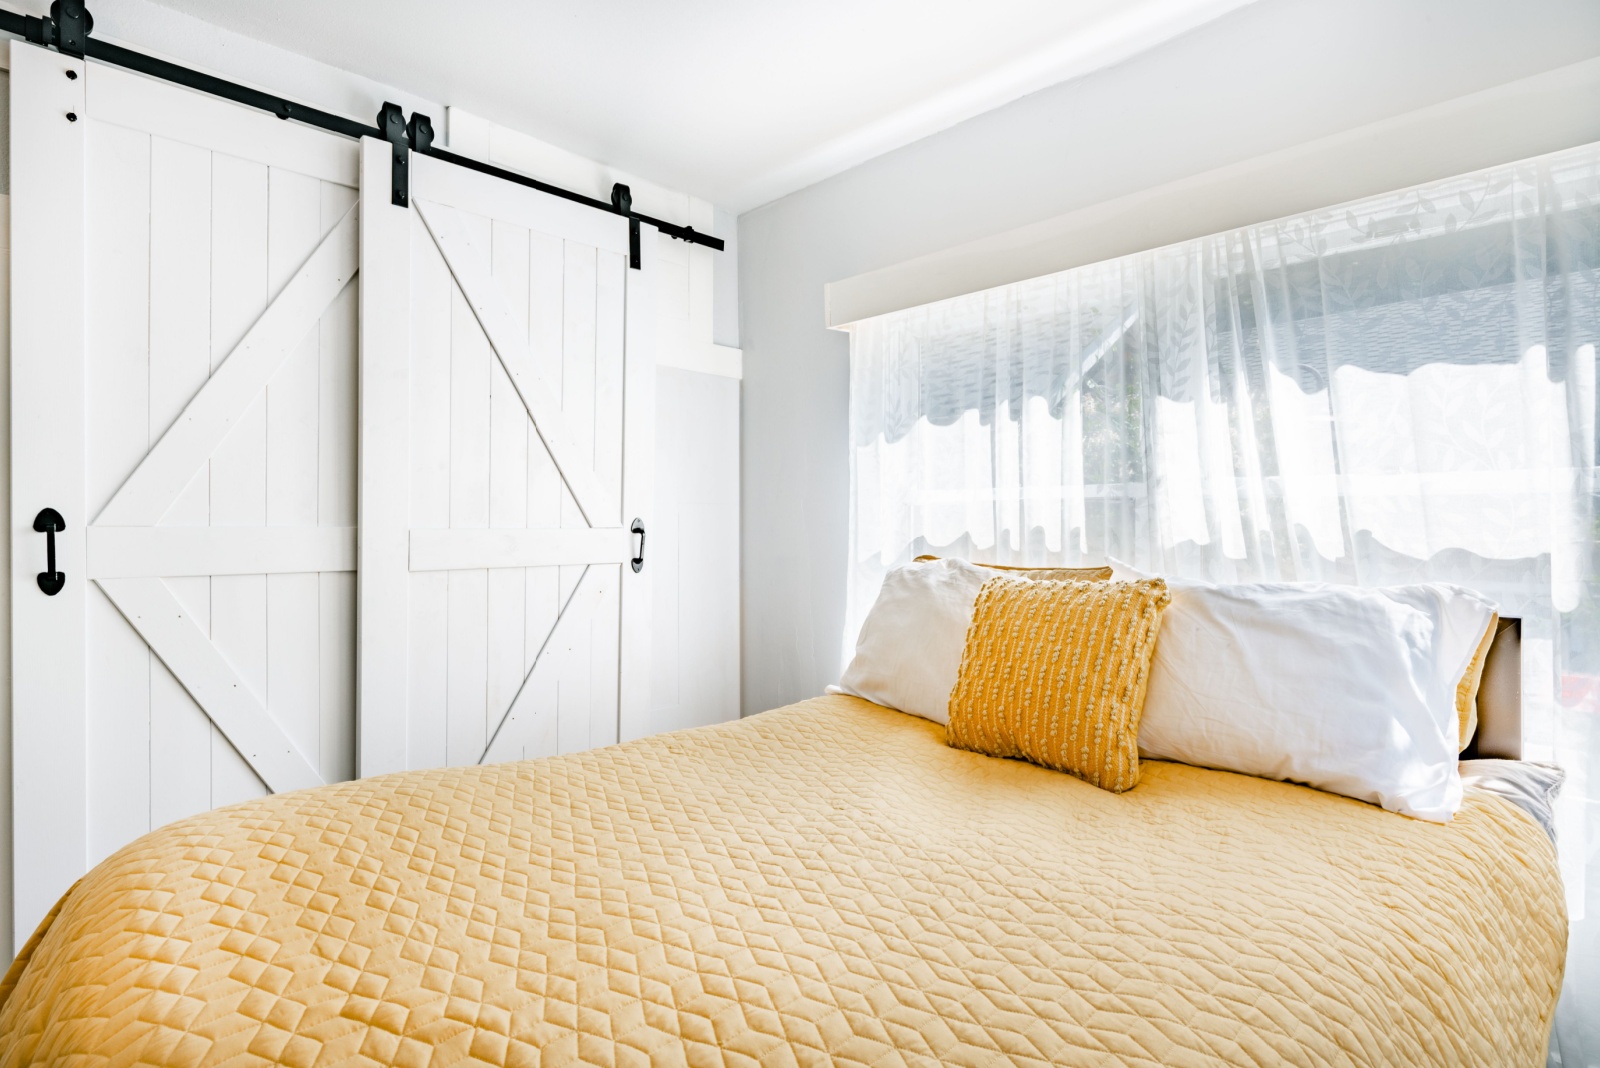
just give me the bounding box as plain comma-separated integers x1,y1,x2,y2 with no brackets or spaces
0,623,1565,1066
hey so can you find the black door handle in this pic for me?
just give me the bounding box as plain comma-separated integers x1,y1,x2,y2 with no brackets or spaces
34,508,65,596
630,518,645,573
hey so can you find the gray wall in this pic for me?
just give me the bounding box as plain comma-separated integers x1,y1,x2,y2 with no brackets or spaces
737,0,1600,716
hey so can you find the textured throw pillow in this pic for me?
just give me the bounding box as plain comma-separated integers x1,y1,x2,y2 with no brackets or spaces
832,557,1110,724
946,576,1170,792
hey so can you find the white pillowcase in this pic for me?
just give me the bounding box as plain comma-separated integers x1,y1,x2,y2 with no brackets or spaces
830,558,1000,725
1112,561,1495,822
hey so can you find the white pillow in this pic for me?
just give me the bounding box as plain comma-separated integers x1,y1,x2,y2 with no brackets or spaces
830,558,999,725
1112,561,1495,822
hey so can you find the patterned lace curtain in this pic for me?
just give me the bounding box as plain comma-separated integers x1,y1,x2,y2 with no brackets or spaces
846,141,1600,1059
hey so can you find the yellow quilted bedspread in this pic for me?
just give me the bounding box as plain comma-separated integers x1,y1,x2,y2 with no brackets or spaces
0,696,1566,1066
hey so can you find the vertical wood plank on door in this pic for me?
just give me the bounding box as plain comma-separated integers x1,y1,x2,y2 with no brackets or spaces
557,243,597,751
486,361,527,739
318,570,355,782
446,567,488,765
446,210,492,765
209,152,270,806
561,242,599,481
319,178,359,784
524,232,565,738
589,251,626,748
617,226,657,743
407,572,448,768
356,136,413,777
86,123,152,521
528,231,566,420
555,565,592,756
11,43,89,939
486,220,530,741
318,182,359,533
148,134,214,826
84,119,152,861
593,252,625,516
266,167,323,776
557,242,596,608
407,209,453,769
589,566,620,750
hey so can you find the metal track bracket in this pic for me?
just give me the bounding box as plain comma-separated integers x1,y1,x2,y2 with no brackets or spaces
378,102,436,208
46,0,87,57
611,184,641,269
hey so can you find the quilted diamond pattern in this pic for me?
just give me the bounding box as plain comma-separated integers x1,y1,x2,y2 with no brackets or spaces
0,696,1566,1066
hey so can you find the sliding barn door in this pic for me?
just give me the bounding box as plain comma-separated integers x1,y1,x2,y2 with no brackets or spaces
358,139,654,775
11,43,359,937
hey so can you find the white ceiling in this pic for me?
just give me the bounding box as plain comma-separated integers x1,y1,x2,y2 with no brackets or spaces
142,0,1257,212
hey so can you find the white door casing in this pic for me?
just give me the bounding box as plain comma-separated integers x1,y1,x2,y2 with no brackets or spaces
11,42,360,938
358,138,654,775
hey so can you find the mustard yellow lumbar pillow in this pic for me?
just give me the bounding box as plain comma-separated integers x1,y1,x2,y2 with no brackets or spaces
946,576,1170,792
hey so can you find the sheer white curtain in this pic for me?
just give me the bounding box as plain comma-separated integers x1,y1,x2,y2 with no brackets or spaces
846,141,1600,1059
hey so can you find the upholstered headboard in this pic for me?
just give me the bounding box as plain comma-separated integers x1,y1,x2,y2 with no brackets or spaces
1462,617,1521,761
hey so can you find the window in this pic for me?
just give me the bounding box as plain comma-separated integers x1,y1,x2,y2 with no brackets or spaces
847,140,1600,1051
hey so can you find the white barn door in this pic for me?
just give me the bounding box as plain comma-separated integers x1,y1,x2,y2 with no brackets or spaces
11,43,360,937
358,139,654,775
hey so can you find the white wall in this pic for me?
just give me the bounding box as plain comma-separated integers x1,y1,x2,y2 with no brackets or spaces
737,0,1600,716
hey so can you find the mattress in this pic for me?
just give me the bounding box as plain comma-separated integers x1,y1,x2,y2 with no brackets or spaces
0,695,1566,1066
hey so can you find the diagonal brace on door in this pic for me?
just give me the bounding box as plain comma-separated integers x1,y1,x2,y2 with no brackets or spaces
480,564,611,765
414,198,622,528
98,577,325,793
95,204,359,528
